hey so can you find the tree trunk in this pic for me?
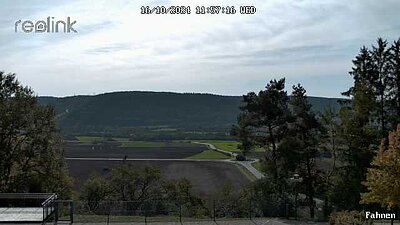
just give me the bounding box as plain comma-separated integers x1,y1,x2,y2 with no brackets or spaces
268,124,278,183
380,92,385,135
397,73,400,118
306,153,315,219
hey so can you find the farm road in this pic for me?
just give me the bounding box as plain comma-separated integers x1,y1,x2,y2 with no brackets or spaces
193,142,265,179
236,160,264,179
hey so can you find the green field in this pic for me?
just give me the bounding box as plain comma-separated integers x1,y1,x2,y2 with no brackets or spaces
119,141,197,148
192,140,264,153
192,140,240,152
76,136,107,143
152,128,178,132
75,137,196,148
186,150,230,160
251,161,263,174
74,137,235,160
112,137,130,142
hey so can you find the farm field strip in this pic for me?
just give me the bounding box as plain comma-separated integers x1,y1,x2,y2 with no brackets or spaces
191,140,241,153
190,140,264,153
66,160,252,197
65,138,263,197
65,157,231,162
65,141,205,159
185,149,230,160
69,137,239,160
67,138,264,180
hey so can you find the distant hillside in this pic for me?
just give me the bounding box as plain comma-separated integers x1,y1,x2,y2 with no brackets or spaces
38,91,344,138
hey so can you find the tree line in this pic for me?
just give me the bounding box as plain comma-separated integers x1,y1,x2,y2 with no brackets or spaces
231,37,400,218
0,72,72,197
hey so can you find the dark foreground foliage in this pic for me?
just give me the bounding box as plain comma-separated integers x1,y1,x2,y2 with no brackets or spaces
0,72,73,198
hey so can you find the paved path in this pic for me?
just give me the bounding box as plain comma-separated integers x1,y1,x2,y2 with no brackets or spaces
193,142,237,157
235,160,265,179
193,142,265,179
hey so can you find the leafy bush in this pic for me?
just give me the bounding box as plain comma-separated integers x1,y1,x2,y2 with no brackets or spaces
329,211,372,225
235,154,246,161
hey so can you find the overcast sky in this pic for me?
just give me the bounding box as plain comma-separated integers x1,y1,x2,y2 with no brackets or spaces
0,0,399,97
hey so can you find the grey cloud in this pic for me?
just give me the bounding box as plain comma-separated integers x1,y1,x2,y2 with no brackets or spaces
78,21,117,34
1,0,400,98
85,43,132,54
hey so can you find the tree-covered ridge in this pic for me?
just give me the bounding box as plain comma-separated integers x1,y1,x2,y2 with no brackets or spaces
38,92,343,137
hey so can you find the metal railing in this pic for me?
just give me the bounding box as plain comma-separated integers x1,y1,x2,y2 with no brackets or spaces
66,198,318,224
0,193,58,223
42,194,58,222
0,193,327,224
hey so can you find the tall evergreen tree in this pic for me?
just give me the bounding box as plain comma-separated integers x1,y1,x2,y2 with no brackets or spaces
233,78,290,183
231,113,254,157
388,39,400,127
332,81,379,210
282,84,321,218
370,38,391,135
332,39,397,210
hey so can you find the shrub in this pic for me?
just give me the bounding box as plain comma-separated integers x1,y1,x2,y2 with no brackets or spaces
236,154,246,161
329,211,372,225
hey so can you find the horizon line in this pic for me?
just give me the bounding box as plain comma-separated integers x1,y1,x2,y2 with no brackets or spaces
38,90,348,99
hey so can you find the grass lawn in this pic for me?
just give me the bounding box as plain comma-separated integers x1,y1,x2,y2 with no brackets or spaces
119,141,197,148
76,136,107,143
251,161,263,173
192,140,240,152
152,128,178,132
186,150,230,160
74,137,204,149
112,137,130,142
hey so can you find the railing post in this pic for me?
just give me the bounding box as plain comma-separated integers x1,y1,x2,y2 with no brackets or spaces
249,198,252,220
106,202,110,225
144,200,148,225
43,204,45,223
295,192,298,220
70,201,74,224
54,201,58,225
179,203,182,224
286,202,289,219
213,200,216,222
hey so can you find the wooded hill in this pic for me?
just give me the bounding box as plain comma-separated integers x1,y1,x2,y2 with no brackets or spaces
38,91,343,138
